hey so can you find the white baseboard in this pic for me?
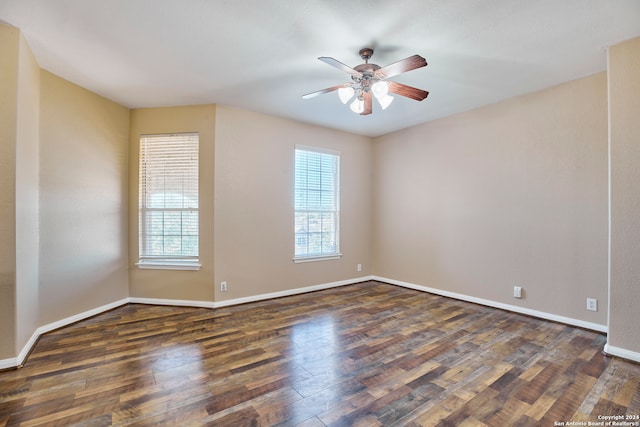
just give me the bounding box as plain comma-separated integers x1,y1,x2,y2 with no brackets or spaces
16,329,40,368
127,277,374,309
604,343,640,363
373,276,608,333
0,357,18,370
128,296,216,308
212,276,374,308
35,298,130,337
7,298,130,369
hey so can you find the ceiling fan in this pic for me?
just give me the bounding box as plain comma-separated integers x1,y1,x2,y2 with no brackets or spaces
302,47,429,115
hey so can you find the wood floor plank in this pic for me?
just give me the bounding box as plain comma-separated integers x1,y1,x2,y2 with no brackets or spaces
1,281,639,426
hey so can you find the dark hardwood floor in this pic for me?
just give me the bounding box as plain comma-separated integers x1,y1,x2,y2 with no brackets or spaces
1,281,639,426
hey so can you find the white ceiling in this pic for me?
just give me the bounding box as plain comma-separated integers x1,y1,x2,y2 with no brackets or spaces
1,0,639,137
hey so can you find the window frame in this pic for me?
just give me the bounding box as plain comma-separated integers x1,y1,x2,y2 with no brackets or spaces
293,145,342,263
137,132,201,271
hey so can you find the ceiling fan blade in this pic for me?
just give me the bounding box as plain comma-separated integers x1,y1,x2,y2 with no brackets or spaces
301,84,346,99
387,81,429,101
361,92,373,115
374,55,427,79
318,57,362,77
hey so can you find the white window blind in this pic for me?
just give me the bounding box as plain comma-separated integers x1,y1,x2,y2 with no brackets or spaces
294,146,341,261
138,133,199,269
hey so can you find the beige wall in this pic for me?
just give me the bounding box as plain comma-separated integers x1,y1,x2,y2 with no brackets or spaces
0,24,19,359
1,21,638,365
39,71,129,325
608,37,640,355
15,31,40,354
373,73,609,325
1,24,129,362
214,106,372,300
128,105,216,301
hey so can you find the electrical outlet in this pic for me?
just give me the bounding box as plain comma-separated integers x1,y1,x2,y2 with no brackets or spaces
357,264,362,272
586,298,597,312
220,281,227,292
513,286,522,299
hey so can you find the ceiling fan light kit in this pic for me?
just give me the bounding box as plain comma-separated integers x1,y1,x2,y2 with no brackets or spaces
350,96,365,114
338,86,355,104
303,47,429,116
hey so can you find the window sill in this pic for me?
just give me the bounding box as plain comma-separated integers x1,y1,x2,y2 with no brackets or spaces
136,260,202,271
293,254,342,263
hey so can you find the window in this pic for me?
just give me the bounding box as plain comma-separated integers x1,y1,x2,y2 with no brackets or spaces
138,133,200,270
294,146,341,262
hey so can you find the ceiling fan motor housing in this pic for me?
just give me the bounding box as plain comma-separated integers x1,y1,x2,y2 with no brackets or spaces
353,63,381,92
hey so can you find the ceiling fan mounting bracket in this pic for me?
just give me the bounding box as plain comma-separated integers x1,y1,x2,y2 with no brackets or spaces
359,48,374,63
354,63,380,74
